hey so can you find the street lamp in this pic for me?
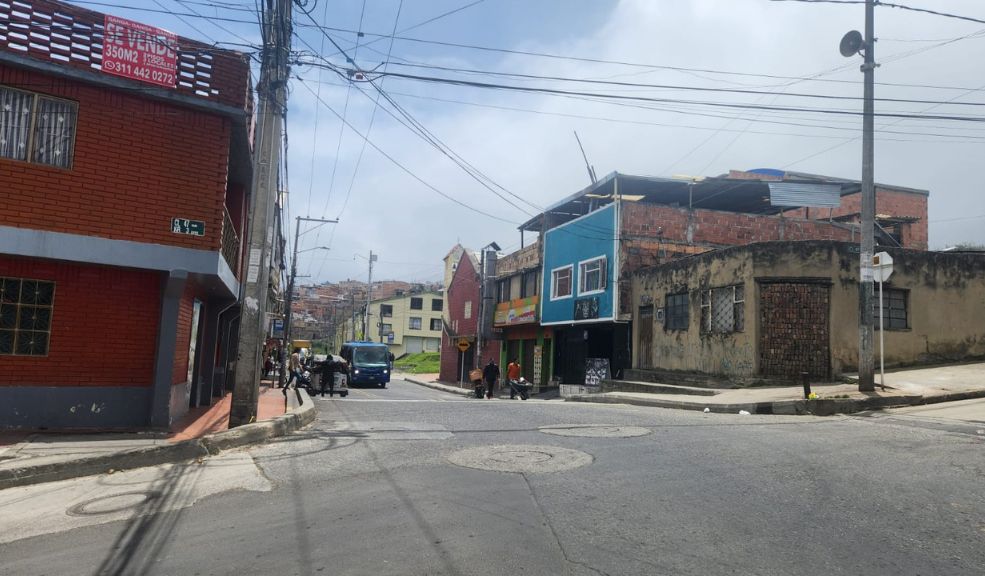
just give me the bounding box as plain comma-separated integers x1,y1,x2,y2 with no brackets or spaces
297,246,331,254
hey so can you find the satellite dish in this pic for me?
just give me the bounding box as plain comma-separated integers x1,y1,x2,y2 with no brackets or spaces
839,30,863,57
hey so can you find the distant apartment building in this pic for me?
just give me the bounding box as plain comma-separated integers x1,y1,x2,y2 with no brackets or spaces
341,291,444,357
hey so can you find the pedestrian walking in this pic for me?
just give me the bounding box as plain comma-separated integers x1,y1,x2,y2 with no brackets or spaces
482,358,500,400
286,347,302,389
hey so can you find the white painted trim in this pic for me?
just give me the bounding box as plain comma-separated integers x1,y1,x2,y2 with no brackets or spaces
542,202,617,240
541,314,616,327
577,255,607,296
549,264,574,301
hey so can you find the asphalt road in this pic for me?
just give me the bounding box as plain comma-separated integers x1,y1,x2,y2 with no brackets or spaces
1,378,983,576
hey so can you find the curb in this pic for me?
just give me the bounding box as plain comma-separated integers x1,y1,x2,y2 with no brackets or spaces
401,375,472,397
0,389,316,490
565,388,985,416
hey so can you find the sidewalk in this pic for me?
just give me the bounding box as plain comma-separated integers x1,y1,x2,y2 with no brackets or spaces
0,381,315,490
398,372,561,399
566,362,985,416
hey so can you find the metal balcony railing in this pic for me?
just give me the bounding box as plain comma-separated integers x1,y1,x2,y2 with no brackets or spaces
221,208,240,278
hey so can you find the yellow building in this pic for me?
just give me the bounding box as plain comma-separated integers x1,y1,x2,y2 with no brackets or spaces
343,291,444,358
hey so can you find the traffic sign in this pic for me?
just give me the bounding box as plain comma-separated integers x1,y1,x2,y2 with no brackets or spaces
457,338,470,352
873,251,894,282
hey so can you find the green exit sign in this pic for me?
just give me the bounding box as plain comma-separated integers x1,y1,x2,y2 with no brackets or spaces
171,218,205,236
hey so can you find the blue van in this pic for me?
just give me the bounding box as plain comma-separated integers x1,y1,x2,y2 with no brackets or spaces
339,342,391,387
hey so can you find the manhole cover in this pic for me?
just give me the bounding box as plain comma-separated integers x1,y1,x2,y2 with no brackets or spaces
67,491,161,516
539,425,651,438
448,445,592,474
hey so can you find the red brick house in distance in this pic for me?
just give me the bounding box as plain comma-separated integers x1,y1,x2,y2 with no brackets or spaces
0,0,253,428
439,246,501,385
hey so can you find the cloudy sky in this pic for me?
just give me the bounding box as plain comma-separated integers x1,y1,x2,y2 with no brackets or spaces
85,0,985,283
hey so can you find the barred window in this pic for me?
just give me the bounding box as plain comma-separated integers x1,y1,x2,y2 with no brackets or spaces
0,277,55,356
875,288,908,330
430,318,442,331
700,284,744,334
665,292,689,331
0,86,77,169
409,317,422,330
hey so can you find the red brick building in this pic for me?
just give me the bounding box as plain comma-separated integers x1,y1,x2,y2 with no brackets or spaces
0,0,252,428
439,248,501,384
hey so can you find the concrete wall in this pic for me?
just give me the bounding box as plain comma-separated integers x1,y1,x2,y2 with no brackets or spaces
632,246,758,377
632,241,985,381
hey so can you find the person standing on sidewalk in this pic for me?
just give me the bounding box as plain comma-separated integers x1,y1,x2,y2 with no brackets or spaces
507,358,522,399
482,358,500,400
286,347,302,388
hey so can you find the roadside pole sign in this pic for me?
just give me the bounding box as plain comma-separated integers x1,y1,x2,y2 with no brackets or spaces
457,338,470,352
873,251,894,389
873,251,894,282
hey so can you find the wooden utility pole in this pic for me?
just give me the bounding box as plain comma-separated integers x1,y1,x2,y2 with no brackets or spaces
230,0,292,426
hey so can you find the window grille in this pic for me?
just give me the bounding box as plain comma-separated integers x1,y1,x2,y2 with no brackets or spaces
0,86,76,168
700,285,744,334
665,292,689,331
875,288,907,330
0,277,55,356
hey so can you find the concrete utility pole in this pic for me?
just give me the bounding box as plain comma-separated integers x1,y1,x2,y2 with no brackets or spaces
475,242,499,368
278,216,337,388
350,292,357,341
858,0,877,391
230,0,292,427
364,250,376,341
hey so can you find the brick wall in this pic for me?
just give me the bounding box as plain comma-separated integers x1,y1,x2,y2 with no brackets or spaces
438,253,502,382
0,65,232,252
172,284,196,386
759,283,831,378
0,255,161,387
782,188,928,249
620,203,856,275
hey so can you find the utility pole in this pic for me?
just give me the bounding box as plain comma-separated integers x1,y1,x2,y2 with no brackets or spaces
230,0,292,427
858,0,876,391
278,216,337,388
364,250,377,341
350,292,357,341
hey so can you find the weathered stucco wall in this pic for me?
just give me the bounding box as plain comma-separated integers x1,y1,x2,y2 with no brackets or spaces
633,241,985,380
632,246,758,377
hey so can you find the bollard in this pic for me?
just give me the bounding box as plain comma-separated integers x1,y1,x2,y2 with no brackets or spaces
801,372,812,399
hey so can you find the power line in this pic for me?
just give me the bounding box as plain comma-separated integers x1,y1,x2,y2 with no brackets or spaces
771,0,985,26
301,62,985,124
308,24,985,94
380,61,985,109
294,77,519,225
294,75,985,143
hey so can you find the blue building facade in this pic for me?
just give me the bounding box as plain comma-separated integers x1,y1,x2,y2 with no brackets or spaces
539,203,628,385
541,203,618,325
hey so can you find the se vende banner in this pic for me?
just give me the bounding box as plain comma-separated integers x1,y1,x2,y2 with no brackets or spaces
102,15,178,88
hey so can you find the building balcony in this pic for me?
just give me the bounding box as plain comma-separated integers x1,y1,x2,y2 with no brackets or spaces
221,207,240,279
